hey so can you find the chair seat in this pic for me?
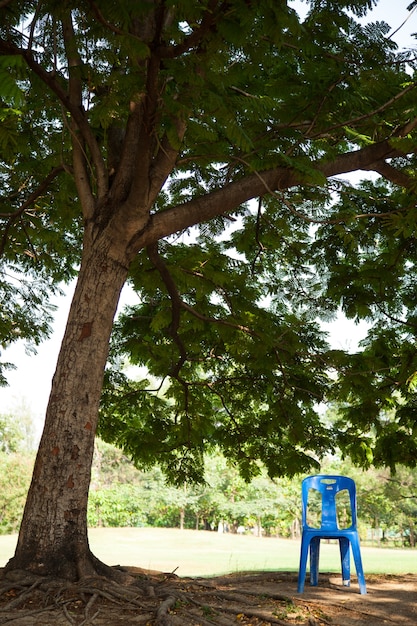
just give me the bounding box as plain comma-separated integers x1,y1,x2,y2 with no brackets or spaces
302,527,358,539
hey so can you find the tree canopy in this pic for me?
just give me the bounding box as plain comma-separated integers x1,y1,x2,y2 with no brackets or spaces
2,0,417,479
96,1,417,481
1,0,417,580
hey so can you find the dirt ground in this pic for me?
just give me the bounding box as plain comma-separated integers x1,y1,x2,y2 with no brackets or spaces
0,567,415,625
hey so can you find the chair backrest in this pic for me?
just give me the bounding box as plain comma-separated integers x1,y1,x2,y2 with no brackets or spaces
301,475,358,531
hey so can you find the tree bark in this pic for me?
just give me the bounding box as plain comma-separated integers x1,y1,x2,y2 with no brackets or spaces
6,240,128,580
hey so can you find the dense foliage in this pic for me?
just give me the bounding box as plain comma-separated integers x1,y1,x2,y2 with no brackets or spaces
2,0,417,489
95,0,417,483
0,25,78,386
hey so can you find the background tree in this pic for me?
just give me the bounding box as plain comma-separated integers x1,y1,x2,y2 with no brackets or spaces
377,467,417,546
1,0,417,582
0,412,34,534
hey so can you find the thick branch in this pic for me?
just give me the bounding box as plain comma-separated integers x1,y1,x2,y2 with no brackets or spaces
132,137,411,251
318,134,409,175
108,103,144,204
126,53,163,209
61,14,97,216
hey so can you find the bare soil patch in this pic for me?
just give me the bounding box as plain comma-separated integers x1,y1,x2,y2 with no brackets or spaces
0,567,415,625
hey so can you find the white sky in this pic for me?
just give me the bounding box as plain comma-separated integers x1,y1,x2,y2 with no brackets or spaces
1,0,416,425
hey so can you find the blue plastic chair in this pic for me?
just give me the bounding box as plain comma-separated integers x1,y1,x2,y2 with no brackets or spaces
297,475,366,594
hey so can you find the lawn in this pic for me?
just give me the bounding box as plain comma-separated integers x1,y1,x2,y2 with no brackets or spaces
0,528,415,577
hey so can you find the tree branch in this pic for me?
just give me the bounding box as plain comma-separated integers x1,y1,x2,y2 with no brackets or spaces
133,136,412,250
61,13,96,217
87,1,126,37
0,166,65,256
148,119,187,205
251,196,266,273
27,2,42,52
0,167,65,219
103,104,139,205
125,51,165,210
147,242,187,378
146,242,258,376
310,83,417,139
374,302,417,330
61,12,108,210
157,0,221,59
365,160,416,189
180,301,256,336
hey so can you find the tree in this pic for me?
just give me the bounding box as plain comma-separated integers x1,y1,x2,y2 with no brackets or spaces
0,451,33,534
0,411,26,453
374,467,417,546
1,0,417,581
0,412,35,534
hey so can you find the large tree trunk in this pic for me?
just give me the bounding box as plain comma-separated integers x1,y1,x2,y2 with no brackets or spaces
6,241,129,580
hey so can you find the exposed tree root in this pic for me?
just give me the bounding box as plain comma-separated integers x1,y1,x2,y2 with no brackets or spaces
0,568,412,625
0,567,324,625
154,595,177,625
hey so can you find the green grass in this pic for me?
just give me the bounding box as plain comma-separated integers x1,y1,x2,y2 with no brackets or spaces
0,528,415,577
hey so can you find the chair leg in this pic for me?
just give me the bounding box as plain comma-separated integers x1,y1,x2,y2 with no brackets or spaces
350,535,367,594
299,533,366,594
297,536,310,593
339,537,350,586
309,537,320,586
